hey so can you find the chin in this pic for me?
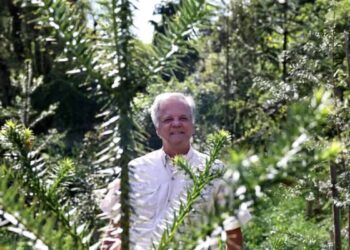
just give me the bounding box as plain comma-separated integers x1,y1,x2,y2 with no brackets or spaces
170,139,190,145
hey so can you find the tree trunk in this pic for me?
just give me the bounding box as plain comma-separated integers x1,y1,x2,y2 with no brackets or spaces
0,62,14,107
344,31,350,89
330,162,341,250
282,0,288,82
306,200,313,218
343,31,350,250
348,208,350,250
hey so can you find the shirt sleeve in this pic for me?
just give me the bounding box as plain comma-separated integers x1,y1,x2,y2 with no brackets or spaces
210,179,252,230
222,206,252,230
211,161,252,231
100,178,121,217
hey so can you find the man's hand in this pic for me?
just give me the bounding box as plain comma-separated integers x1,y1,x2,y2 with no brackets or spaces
100,238,121,250
226,227,243,250
100,221,121,250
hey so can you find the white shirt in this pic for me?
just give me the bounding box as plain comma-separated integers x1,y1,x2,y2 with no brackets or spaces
100,147,251,249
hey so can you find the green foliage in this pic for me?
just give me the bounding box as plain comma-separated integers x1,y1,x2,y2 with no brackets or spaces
2,0,350,248
227,88,337,204
245,185,332,250
0,176,80,250
0,121,92,249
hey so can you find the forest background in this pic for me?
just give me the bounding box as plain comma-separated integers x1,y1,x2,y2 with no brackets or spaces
1,0,350,249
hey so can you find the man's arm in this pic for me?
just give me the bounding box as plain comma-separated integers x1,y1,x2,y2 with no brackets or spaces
100,220,121,250
226,227,243,250
100,179,121,250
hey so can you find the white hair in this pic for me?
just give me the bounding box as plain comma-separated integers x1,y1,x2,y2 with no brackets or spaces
150,92,195,128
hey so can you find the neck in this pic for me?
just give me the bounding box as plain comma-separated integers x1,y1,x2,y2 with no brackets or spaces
163,144,190,158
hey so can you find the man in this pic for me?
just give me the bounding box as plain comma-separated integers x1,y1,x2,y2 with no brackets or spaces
101,92,251,249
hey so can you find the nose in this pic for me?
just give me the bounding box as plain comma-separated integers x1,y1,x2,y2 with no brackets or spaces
171,118,182,127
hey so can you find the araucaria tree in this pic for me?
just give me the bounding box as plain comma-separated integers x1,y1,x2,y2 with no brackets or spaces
0,0,220,249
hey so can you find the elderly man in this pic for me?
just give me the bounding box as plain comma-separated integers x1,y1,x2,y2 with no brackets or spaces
101,92,251,249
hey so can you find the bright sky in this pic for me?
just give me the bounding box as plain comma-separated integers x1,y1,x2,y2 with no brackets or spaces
90,0,161,44
133,0,161,43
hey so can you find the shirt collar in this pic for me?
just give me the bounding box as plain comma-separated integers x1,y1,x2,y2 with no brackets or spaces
161,146,194,166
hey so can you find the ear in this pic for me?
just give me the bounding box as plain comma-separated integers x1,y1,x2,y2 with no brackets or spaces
155,128,161,138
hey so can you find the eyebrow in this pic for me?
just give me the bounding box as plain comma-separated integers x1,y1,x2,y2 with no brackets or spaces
161,114,190,118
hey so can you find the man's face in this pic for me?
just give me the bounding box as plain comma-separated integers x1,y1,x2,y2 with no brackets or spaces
156,98,194,151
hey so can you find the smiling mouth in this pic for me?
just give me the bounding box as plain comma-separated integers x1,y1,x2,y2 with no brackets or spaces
170,131,185,135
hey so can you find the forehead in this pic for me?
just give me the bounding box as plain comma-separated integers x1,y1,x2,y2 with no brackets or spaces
158,98,191,116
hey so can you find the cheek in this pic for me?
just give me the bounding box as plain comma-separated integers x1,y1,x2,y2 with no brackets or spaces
187,124,194,134
156,126,166,137
156,128,162,136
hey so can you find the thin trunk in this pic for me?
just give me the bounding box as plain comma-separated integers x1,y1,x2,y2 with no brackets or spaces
306,200,313,218
344,31,350,89
282,0,288,82
6,0,24,61
118,1,133,248
23,60,32,127
119,111,132,250
330,162,341,250
343,31,350,250
224,4,231,134
329,9,341,249
0,62,13,107
349,208,350,250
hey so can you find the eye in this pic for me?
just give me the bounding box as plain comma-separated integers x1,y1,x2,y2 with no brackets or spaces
163,118,173,123
179,116,189,121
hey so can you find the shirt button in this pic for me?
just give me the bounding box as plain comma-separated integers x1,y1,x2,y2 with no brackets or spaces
171,177,175,180
168,199,170,203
